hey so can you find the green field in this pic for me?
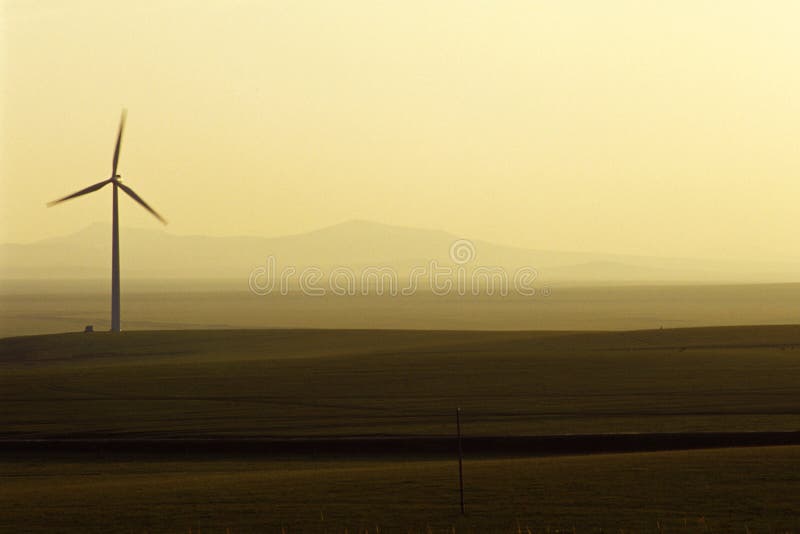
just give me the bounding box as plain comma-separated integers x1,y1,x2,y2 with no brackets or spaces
2,326,800,532
2,447,799,533
2,326,799,438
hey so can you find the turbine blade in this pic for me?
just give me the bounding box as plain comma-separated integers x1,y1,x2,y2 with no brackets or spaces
112,109,127,176
47,179,112,207
118,182,167,224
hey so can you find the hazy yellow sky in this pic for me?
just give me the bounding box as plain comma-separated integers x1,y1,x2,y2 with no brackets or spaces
2,1,799,260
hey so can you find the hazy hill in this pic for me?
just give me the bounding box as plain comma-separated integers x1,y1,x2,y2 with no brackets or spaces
2,219,799,283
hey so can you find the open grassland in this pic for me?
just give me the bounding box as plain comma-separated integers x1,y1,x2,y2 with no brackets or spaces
1,326,800,438
2,326,799,532
1,446,799,533
4,284,800,337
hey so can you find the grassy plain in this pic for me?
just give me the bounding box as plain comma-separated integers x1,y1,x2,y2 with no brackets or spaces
1,326,799,438
2,325,799,532
1,446,799,533
4,283,800,337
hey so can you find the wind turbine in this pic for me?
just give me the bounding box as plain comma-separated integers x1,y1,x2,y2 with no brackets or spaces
48,110,167,332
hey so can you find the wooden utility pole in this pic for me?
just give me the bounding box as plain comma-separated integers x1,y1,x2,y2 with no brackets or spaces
457,407,465,515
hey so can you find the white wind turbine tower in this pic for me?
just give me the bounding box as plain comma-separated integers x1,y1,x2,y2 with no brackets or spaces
48,110,167,332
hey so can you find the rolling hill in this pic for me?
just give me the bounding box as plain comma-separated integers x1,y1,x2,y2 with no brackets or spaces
2,219,799,283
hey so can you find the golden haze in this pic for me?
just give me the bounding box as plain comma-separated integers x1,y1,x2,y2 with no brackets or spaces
2,1,799,261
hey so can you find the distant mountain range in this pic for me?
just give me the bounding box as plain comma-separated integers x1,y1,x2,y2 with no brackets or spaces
2,219,799,284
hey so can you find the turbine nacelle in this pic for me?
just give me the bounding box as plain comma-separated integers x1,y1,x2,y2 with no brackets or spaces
47,110,165,223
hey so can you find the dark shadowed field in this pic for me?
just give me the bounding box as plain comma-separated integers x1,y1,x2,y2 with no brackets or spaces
2,447,799,533
2,325,800,438
1,325,799,532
